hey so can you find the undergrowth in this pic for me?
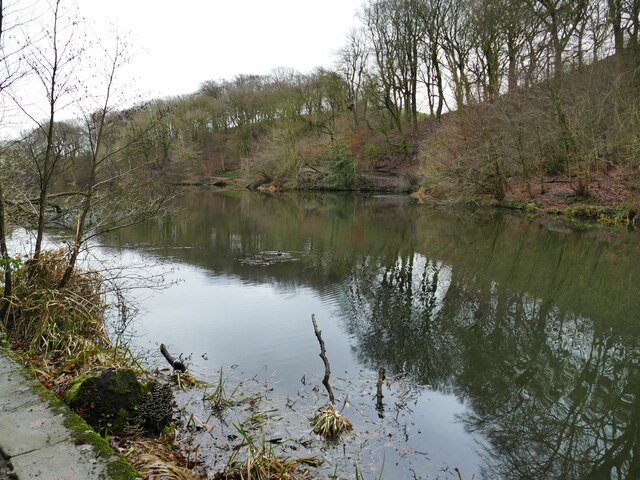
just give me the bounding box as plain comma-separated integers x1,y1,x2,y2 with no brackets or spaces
0,249,207,479
0,249,138,395
566,204,638,226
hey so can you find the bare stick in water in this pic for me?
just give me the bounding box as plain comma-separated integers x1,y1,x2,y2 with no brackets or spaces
376,366,385,416
311,314,335,404
160,343,187,372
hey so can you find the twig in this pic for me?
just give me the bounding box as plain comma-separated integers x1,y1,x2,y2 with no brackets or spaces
160,343,187,372
311,314,335,404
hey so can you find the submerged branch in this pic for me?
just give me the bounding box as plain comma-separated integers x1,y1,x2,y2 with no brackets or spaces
376,366,385,417
160,343,187,372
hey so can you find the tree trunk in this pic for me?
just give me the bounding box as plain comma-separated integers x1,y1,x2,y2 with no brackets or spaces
57,130,100,289
34,1,64,262
34,117,56,260
432,45,444,118
609,0,625,55
630,0,640,52
0,180,11,325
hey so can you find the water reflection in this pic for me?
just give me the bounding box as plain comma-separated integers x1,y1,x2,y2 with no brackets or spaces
344,251,640,478
107,189,640,479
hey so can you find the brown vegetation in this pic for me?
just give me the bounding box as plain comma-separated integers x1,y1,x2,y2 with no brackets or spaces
417,53,640,220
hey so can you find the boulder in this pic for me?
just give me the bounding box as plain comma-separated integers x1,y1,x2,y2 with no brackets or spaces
64,368,173,435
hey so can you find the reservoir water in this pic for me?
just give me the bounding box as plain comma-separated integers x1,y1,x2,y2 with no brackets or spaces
102,189,640,479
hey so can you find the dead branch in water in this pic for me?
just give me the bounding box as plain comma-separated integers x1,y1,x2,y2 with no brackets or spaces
160,343,187,372
376,366,385,417
311,314,335,404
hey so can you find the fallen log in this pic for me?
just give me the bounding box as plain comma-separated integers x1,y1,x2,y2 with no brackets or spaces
160,343,187,372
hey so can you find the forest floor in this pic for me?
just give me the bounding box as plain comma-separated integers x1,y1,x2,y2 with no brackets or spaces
504,169,637,210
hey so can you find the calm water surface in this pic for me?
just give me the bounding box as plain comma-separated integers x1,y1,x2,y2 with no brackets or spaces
103,190,640,479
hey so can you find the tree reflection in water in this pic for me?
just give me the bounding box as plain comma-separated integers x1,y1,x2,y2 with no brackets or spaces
342,246,640,479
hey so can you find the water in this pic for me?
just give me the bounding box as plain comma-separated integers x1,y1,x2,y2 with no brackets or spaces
101,189,640,479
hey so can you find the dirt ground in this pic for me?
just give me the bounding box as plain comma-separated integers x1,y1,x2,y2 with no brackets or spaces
504,167,639,210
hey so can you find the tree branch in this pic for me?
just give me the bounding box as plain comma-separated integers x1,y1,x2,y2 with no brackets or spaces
311,314,335,405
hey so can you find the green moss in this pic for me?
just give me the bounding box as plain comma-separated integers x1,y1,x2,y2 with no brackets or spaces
501,199,539,214
64,369,145,434
63,374,87,404
1,346,141,479
219,169,243,179
566,204,637,226
60,412,141,480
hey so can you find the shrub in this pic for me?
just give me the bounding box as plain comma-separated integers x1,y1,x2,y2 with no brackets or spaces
323,142,358,189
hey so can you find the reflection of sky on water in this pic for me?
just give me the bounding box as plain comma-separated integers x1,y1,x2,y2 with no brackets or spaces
133,263,355,390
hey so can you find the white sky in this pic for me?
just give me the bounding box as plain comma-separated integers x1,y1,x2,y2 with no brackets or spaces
77,0,364,98
1,0,365,138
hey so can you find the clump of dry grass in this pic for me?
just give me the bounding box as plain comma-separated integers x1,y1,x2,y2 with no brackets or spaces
111,435,203,480
171,371,208,391
221,444,307,480
311,403,353,440
217,425,311,480
9,249,107,352
257,184,279,194
135,454,199,480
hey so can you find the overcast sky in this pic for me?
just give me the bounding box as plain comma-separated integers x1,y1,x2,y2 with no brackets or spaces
77,0,364,98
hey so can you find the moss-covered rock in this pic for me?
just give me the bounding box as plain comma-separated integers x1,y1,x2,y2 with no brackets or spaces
64,369,174,436
65,368,145,434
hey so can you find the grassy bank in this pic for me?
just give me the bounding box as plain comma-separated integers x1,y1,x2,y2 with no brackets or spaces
0,250,203,479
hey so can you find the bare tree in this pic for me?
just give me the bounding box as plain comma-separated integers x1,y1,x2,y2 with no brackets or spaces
609,0,625,54
0,0,32,323
440,0,475,108
336,28,370,127
418,0,446,117
57,38,171,288
527,0,589,78
12,0,85,261
363,0,427,160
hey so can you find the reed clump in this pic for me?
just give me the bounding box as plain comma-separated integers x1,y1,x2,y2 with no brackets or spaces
8,249,106,350
135,453,199,480
311,403,353,440
112,435,203,480
222,444,308,480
